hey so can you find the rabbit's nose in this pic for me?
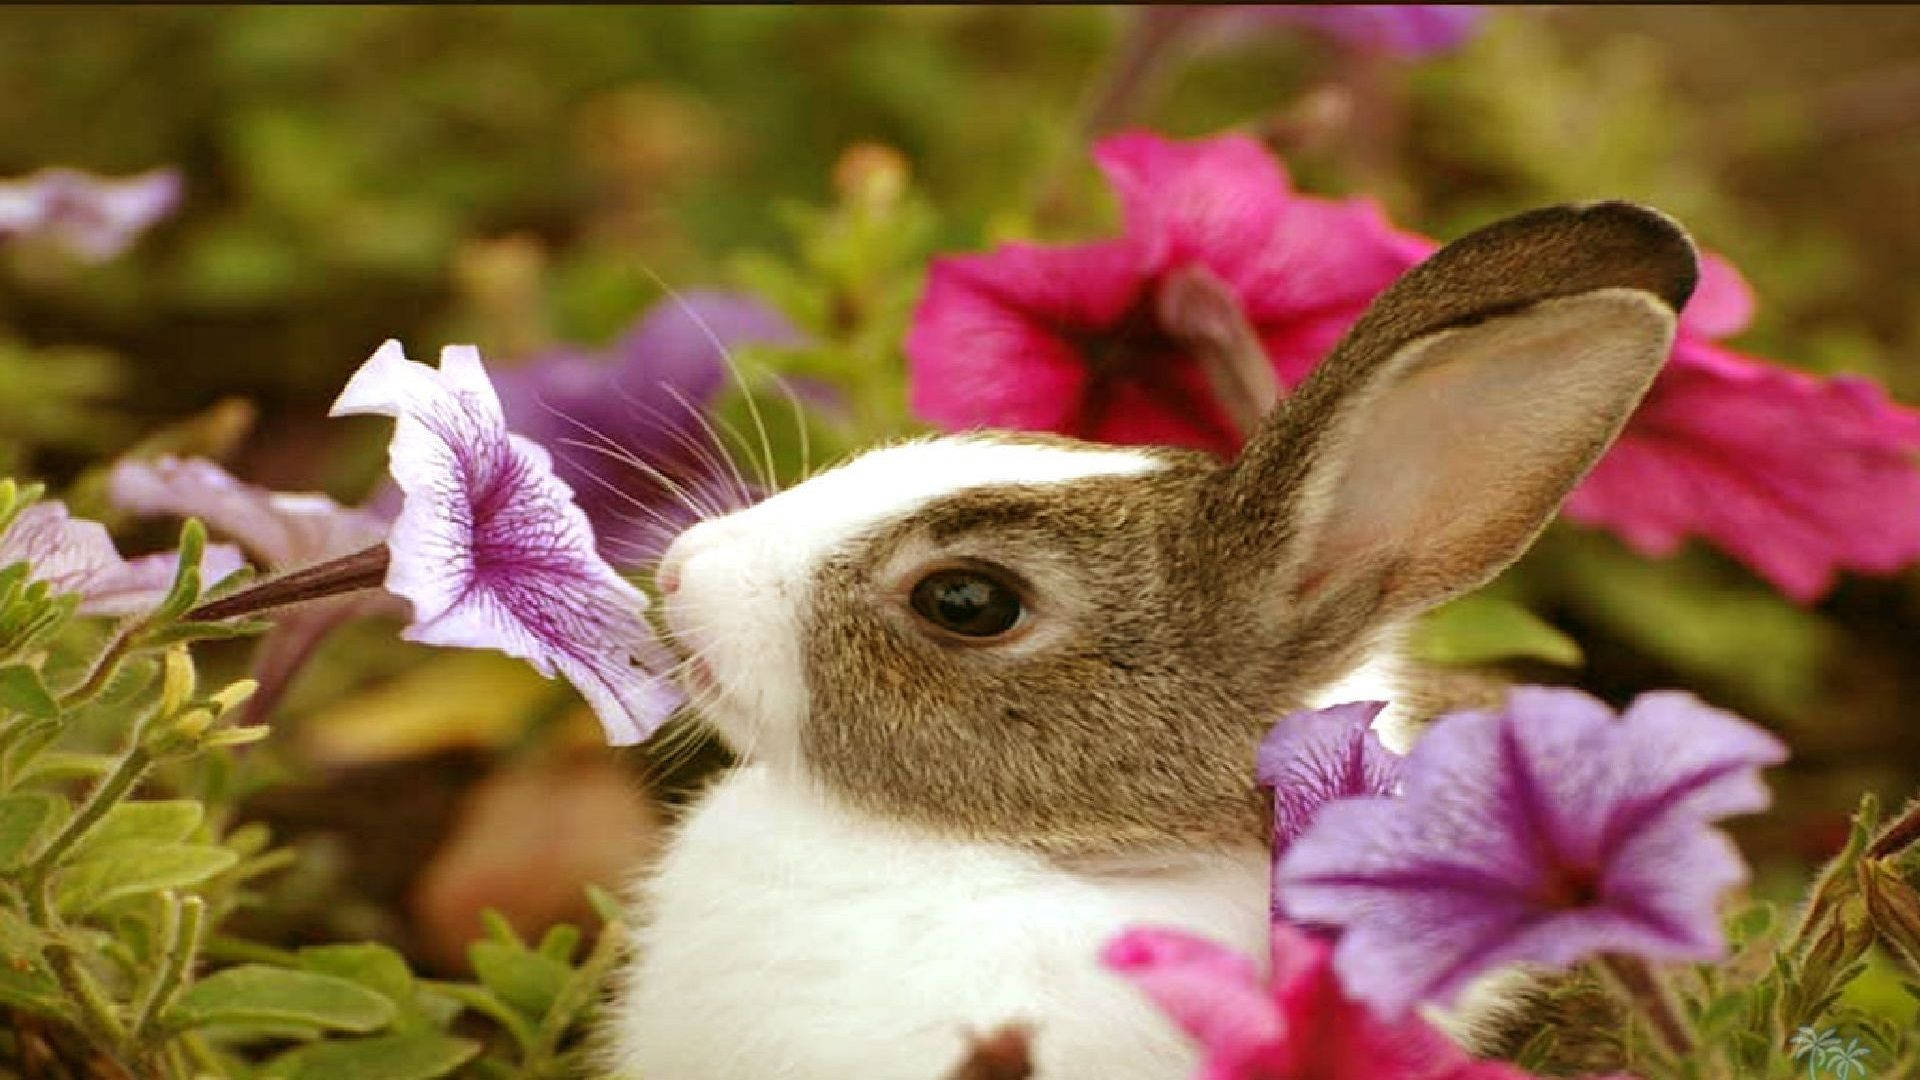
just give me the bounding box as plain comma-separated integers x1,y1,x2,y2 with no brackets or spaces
656,519,727,594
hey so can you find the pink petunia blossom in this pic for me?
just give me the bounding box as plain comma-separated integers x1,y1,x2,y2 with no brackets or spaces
0,501,243,618
332,340,681,745
1102,920,1541,1080
1561,255,1920,603
908,132,1422,458
0,167,181,262
1274,687,1787,1019
907,130,1920,600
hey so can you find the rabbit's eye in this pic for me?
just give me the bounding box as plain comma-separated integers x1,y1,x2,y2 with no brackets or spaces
908,567,1024,639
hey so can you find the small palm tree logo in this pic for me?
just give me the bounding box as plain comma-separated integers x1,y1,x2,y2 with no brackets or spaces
1791,1026,1872,1080
1826,1037,1871,1080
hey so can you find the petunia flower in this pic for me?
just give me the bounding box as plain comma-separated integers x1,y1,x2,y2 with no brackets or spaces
109,455,397,723
908,130,1920,601
494,290,806,568
110,455,389,571
0,167,182,262
1559,255,1920,603
1209,6,1488,58
331,340,680,745
0,500,243,617
1273,686,1788,1019
907,132,1423,458
1256,700,1404,914
1102,920,1539,1080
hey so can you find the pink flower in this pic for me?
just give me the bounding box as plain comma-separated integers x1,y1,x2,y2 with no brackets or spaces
1102,921,1543,1080
907,131,1920,600
1561,255,1920,603
907,132,1423,458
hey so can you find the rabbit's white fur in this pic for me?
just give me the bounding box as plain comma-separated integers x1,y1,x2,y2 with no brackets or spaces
606,436,1416,1079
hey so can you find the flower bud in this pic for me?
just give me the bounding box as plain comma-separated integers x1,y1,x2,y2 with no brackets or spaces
159,646,195,718
1858,857,1920,975
171,707,213,740
209,677,258,717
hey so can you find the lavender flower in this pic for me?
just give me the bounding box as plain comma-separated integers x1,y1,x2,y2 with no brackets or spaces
1258,700,1404,854
494,291,805,567
0,501,243,617
1274,686,1788,1018
110,456,388,570
0,167,182,262
332,340,680,745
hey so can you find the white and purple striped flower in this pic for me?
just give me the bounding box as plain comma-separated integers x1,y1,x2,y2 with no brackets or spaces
331,340,681,745
0,500,242,617
1274,687,1788,1019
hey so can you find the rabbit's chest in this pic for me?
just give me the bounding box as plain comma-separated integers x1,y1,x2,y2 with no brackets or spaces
604,764,1268,1080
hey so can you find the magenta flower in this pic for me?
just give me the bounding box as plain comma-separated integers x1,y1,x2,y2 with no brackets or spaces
332,340,680,745
1216,6,1488,57
1102,920,1537,1080
1274,687,1787,1019
0,501,243,618
494,291,805,567
1256,700,1404,914
909,131,1920,600
1561,255,1920,603
0,167,181,262
907,132,1424,458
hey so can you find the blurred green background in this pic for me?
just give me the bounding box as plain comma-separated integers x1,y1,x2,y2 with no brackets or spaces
2,4,1917,982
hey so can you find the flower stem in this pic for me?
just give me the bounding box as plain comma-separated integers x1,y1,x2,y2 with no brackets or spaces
186,543,389,622
130,894,204,1045
57,623,140,711
1598,953,1695,1061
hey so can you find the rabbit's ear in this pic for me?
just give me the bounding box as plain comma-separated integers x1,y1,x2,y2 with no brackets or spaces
1212,201,1697,630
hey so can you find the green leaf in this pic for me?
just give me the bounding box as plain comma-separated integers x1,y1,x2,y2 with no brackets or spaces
300,943,415,1006
169,965,397,1034
16,750,116,785
469,939,569,1020
0,664,58,719
57,842,239,913
261,1033,480,1080
0,792,58,868
68,799,204,861
1411,593,1583,668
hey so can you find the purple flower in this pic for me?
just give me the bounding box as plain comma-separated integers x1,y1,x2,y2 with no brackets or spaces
495,291,806,568
0,501,243,617
0,167,182,262
109,456,388,570
1217,6,1488,57
1257,701,1404,913
1274,686,1788,1019
332,340,680,745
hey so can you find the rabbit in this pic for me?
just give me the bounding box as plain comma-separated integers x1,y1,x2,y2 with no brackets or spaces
601,201,1699,1080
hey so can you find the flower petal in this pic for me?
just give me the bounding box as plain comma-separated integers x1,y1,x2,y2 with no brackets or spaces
332,341,681,745
1096,132,1293,284
1256,700,1401,856
0,501,244,617
1101,927,1287,1075
1567,338,1920,602
1277,687,1783,1018
0,167,181,262
109,455,388,570
1678,251,1756,340
907,240,1142,433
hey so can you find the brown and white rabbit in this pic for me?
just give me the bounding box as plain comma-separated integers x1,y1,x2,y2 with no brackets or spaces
603,202,1699,1079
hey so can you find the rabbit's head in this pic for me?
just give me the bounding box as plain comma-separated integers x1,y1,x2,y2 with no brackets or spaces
656,202,1697,855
